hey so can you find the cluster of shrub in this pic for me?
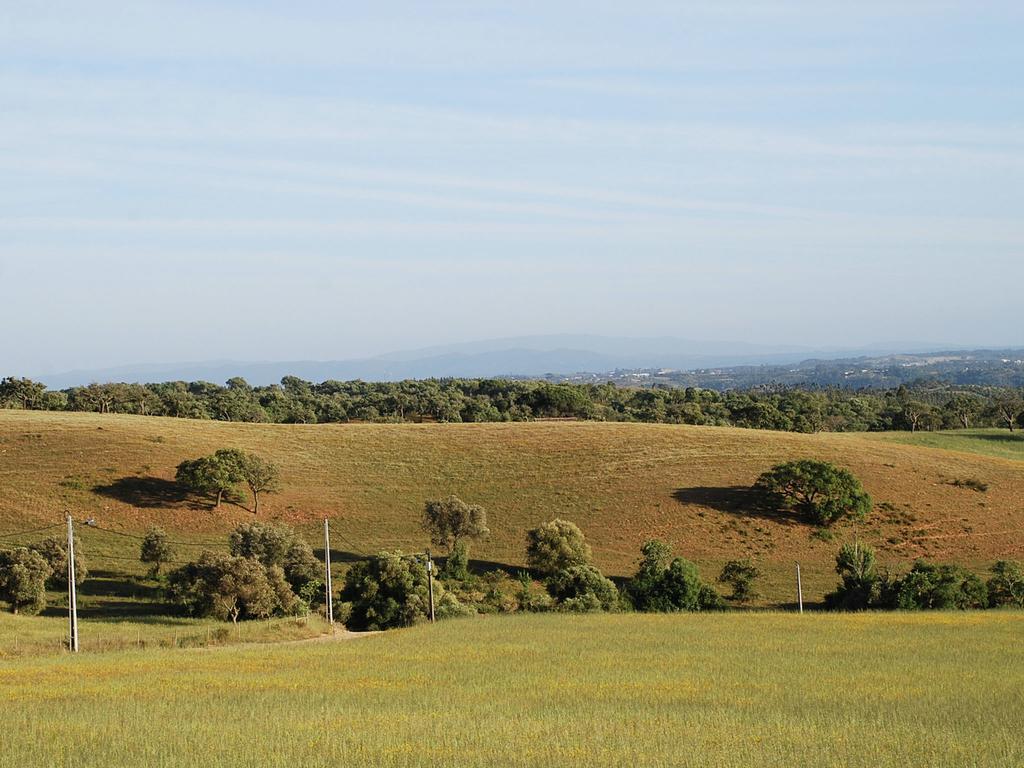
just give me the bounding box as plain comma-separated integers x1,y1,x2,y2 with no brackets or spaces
4,515,1021,626
0,522,326,621
338,515,755,631
3,375,1023,433
334,495,760,630
0,536,88,615
166,523,325,623
826,542,1024,611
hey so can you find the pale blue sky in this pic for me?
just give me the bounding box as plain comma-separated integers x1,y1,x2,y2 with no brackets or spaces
2,2,1022,374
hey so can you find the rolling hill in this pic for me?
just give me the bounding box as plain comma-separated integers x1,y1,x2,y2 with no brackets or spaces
1,410,1021,605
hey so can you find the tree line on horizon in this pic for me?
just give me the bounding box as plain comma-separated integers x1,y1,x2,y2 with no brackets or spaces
2,375,1023,433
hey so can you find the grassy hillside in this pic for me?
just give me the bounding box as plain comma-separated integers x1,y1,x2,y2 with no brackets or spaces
870,428,1024,462
2,612,1022,768
1,411,1022,606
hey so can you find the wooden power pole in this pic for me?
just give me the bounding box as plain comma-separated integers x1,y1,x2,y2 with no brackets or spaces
323,518,334,626
67,514,79,652
795,562,804,615
426,550,435,623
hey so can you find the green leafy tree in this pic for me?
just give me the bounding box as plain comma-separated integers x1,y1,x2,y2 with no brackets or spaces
884,561,988,610
626,539,673,606
0,377,48,409
175,452,242,507
0,547,52,615
626,539,724,612
422,495,489,554
167,551,298,623
441,541,471,581
986,561,1024,608
140,527,175,577
29,536,87,588
824,542,882,610
754,459,872,525
989,394,1024,432
229,521,292,564
341,550,463,630
525,519,592,576
718,559,761,603
234,452,281,514
175,449,280,513
944,394,981,429
228,521,320,598
546,565,619,612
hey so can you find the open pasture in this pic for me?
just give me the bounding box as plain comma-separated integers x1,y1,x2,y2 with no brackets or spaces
1,612,1022,767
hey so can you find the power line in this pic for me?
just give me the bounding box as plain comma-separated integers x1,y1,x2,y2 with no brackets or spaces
0,523,64,540
83,524,212,548
84,552,191,565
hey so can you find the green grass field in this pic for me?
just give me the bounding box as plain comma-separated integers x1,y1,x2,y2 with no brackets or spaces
0,610,329,658
1,612,1022,768
871,428,1024,462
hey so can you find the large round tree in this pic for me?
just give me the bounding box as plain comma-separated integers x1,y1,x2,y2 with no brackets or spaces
754,459,872,525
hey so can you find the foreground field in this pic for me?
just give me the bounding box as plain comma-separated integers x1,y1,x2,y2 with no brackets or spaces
1,411,1023,608
1,612,1022,767
0,610,330,658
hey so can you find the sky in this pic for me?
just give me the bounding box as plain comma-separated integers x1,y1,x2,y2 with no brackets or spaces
1,1,1022,374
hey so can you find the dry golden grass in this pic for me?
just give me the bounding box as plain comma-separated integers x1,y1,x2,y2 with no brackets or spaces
1,612,1022,767
1,411,1022,604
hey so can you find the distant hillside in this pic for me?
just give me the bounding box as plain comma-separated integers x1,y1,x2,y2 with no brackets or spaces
1,411,1021,605
552,348,1024,390
32,335,953,388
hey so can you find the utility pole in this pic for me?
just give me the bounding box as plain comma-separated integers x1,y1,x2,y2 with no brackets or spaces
795,562,804,615
323,518,334,627
67,514,79,652
426,550,435,623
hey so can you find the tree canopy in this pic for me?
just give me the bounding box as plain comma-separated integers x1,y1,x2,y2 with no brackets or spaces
421,495,489,555
176,449,280,513
0,548,52,615
754,460,872,525
525,519,592,576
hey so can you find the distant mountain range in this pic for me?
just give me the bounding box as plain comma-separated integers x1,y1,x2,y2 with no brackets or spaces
29,335,1018,389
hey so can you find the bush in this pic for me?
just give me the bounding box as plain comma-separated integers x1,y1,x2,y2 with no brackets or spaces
229,521,321,599
422,495,489,557
987,561,1024,608
525,519,592,575
229,521,292,565
626,540,724,612
281,541,322,601
754,459,872,525
341,550,462,630
950,478,989,493
28,536,87,588
546,565,620,612
442,570,520,614
440,541,470,581
718,559,761,603
825,542,882,610
883,561,988,610
0,547,52,615
516,574,556,613
167,551,299,622
140,527,174,577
